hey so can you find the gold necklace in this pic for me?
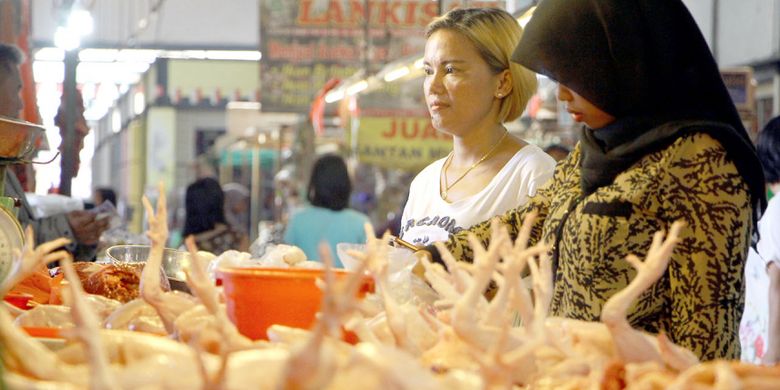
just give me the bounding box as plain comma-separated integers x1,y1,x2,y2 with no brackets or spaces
441,130,508,201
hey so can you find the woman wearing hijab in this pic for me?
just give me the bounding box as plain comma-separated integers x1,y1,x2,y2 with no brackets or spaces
184,178,249,255
417,0,766,361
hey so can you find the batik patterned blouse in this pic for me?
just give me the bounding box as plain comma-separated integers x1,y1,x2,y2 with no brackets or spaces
430,132,752,361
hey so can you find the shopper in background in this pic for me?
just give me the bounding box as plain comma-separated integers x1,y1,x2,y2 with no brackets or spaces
1,43,108,261
400,8,555,247
0,44,24,118
183,177,248,254
223,182,250,235
747,116,780,365
419,0,766,361
94,187,117,207
284,154,369,266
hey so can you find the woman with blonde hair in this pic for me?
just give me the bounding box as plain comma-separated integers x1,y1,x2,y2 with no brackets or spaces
400,7,555,247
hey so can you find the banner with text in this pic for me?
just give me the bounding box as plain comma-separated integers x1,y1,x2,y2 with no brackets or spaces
259,0,504,113
356,116,452,171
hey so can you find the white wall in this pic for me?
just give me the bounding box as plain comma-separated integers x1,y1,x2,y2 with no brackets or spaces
683,0,714,49
174,109,226,188
716,0,777,66
679,0,780,67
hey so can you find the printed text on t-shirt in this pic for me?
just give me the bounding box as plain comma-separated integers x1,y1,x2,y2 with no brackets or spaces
401,215,464,236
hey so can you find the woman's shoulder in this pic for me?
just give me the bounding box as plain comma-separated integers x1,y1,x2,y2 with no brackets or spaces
760,195,780,224
649,131,747,196
511,144,557,172
193,223,229,241
658,131,731,165
195,224,246,254
491,144,556,192
409,156,447,185
767,194,780,213
288,206,310,219
341,208,370,221
561,143,582,166
672,131,723,149
287,206,321,223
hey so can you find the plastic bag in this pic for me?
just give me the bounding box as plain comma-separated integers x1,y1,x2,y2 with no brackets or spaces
96,228,150,262
206,244,322,281
88,200,121,230
249,221,285,258
337,243,438,307
207,250,254,280
24,193,83,219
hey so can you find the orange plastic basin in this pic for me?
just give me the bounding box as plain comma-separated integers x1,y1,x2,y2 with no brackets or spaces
22,327,61,338
219,267,373,341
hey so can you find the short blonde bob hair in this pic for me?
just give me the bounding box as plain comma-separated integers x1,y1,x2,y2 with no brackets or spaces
426,8,537,123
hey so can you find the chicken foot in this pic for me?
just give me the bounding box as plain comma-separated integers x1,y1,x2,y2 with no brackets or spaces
60,255,120,390
600,221,688,367
139,184,197,334
0,226,70,298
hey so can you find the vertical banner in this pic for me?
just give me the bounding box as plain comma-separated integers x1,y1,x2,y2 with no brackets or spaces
145,107,176,191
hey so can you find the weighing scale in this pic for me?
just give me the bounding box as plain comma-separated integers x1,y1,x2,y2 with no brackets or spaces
0,115,46,282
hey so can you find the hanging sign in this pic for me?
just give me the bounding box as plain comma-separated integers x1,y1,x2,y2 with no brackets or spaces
259,0,504,113
356,115,451,171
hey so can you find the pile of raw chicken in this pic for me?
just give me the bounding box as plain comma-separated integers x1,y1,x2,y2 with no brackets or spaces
2,189,779,389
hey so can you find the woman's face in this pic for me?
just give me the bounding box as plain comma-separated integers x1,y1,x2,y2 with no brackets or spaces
423,29,505,137
0,66,23,118
557,84,615,129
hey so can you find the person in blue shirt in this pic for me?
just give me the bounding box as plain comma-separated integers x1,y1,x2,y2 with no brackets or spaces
283,154,369,266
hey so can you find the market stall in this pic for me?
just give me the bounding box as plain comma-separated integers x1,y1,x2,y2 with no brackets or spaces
2,0,779,388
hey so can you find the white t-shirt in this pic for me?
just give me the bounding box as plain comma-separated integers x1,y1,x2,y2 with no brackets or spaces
756,195,780,266
740,194,780,363
400,144,556,247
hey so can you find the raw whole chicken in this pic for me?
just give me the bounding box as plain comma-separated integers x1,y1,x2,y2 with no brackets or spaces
1,192,779,389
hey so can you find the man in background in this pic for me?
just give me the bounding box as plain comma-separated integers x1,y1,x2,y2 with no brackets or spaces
1,43,107,260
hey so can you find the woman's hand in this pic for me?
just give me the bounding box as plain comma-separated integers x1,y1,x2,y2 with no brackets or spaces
67,210,109,245
412,250,431,280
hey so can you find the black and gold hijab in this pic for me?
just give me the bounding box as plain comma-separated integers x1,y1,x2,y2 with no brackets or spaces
512,0,766,222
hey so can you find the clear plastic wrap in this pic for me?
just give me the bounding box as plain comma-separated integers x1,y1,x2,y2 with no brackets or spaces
207,244,323,281
337,243,438,307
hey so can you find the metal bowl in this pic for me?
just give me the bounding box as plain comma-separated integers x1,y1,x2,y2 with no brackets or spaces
0,116,46,160
105,244,191,293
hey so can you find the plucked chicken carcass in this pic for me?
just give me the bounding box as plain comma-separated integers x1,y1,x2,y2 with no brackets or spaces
2,185,779,389
0,233,209,389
